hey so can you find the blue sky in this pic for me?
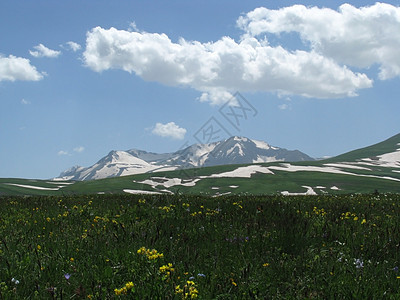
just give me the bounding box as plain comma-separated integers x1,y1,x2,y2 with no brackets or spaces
1,0,399,179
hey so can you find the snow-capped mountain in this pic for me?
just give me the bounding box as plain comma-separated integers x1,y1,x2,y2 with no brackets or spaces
55,136,314,181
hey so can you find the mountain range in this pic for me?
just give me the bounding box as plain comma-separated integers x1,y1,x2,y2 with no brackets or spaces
1,133,399,196
55,136,314,181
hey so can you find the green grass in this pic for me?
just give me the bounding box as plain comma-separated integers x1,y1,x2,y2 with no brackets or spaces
1,193,400,298
324,133,400,163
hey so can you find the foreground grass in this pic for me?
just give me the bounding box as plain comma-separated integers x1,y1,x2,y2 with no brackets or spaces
1,193,400,299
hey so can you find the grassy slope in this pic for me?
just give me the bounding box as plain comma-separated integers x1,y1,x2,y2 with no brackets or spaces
1,133,399,196
324,133,400,163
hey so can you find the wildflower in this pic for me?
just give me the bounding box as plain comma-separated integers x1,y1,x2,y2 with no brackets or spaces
70,257,74,262
189,276,195,280
160,263,174,279
393,266,399,272
263,262,270,267
64,273,71,280
197,273,206,278
37,245,41,250
231,278,237,286
11,278,20,284
175,285,184,294
354,258,364,269
114,282,134,295
137,247,164,260
361,219,367,224
125,282,134,290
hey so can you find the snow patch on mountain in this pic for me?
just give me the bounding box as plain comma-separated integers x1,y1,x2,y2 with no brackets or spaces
360,148,400,168
281,186,317,196
123,189,162,195
324,163,371,170
208,165,273,178
4,183,62,191
55,136,314,181
136,177,201,189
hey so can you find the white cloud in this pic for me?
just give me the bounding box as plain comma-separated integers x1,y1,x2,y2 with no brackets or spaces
58,150,69,156
237,3,400,80
66,41,81,52
128,21,139,32
30,44,61,58
278,103,290,110
21,99,30,105
152,122,186,140
83,25,372,104
0,55,44,82
73,146,85,153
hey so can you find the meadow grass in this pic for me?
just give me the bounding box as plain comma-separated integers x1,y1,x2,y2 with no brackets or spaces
1,193,400,299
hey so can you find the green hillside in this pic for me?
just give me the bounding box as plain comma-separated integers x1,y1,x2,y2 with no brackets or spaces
325,133,400,163
1,133,399,196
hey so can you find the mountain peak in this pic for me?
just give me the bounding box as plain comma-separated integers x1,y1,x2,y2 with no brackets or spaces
228,136,250,142
55,136,314,181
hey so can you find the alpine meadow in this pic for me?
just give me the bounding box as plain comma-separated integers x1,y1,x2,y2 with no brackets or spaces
1,1,400,299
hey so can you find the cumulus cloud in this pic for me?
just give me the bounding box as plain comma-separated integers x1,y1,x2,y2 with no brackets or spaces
21,99,30,105
65,41,82,52
83,26,372,104
128,21,139,32
152,122,186,140
0,55,44,82
237,3,400,80
278,103,290,110
30,44,61,58
73,146,85,153
58,150,69,156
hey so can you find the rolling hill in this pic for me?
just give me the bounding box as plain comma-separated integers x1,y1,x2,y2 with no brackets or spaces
1,133,399,196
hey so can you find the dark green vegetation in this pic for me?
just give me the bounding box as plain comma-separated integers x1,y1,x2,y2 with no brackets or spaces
1,193,400,298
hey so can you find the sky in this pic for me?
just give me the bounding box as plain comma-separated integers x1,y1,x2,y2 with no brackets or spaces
1,0,399,179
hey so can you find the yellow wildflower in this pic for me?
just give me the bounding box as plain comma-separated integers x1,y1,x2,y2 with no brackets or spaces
231,279,237,286
175,285,183,294
125,282,134,290
114,288,121,295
